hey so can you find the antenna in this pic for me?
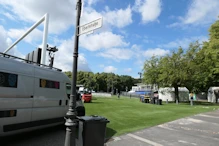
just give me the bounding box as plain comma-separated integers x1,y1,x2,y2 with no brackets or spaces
47,44,58,68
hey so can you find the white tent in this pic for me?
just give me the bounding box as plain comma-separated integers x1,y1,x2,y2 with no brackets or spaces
158,87,189,101
207,87,219,103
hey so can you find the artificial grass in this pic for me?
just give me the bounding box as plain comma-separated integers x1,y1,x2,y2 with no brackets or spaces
84,96,219,138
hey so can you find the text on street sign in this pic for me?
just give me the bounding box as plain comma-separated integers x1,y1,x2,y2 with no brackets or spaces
79,17,102,35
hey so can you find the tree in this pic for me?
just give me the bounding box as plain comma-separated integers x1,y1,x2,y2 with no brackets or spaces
64,71,135,92
158,47,187,101
119,75,135,91
183,41,202,92
190,18,219,92
143,56,160,89
64,71,72,79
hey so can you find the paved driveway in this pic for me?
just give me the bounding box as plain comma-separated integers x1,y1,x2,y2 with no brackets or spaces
106,110,219,146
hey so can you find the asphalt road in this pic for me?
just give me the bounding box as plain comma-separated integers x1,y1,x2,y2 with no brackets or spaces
0,125,66,146
107,110,219,146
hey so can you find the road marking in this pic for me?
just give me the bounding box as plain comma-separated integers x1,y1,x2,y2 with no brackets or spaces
158,124,177,131
113,137,121,141
187,118,204,123
178,140,197,145
196,114,219,119
127,133,163,146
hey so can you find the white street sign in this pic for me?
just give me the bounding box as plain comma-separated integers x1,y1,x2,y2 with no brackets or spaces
79,17,102,35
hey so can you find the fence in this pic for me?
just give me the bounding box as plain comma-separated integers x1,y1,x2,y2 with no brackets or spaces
92,92,112,97
120,91,141,98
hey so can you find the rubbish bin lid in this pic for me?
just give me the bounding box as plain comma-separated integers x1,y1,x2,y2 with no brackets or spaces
77,115,110,123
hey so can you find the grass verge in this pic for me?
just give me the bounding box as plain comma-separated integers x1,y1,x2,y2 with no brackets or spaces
84,96,219,138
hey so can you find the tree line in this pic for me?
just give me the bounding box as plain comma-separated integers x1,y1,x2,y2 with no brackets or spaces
143,19,219,101
65,71,140,93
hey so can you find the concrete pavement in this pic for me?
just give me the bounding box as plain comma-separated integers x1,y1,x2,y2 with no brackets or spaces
106,110,219,146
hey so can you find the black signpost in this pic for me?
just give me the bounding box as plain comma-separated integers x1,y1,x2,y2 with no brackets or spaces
64,0,82,146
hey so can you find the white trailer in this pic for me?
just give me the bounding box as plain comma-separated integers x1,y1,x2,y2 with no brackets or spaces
207,87,219,103
158,87,189,101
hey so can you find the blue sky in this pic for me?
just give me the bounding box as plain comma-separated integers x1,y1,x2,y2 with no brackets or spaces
0,0,218,78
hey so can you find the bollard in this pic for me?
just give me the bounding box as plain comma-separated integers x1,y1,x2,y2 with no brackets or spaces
166,99,168,104
176,99,178,105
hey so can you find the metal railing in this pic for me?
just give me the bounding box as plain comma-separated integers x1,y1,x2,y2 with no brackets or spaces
0,52,62,72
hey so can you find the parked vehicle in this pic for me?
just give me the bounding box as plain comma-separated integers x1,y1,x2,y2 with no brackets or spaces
0,52,85,136
81,91,92,103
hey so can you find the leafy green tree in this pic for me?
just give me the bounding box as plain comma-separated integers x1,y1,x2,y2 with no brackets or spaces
158,47,187,101
64,71,72,79
143,56,160,88
183,41,202,92
65,71,135,92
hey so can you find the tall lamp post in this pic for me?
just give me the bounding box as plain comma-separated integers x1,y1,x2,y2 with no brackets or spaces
64,0,82,146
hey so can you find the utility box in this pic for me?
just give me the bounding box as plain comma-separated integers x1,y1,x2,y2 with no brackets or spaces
77,115,109,146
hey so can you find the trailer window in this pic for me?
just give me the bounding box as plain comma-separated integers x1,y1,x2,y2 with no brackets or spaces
0,72,18,88
39,79,59,89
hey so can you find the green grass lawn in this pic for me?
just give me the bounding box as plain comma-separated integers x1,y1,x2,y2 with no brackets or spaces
84,96,219,138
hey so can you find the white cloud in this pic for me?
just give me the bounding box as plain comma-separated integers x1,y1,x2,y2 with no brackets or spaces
0,0,132,35
104,66,117,73
168,0,219,27
86,0,101,6
159,36,208,49
103,5,132,28
143,48,169,57
81,7,103,26
134,0,162,24
124,68,132,72
80,31,129,51
0,25,8,52
7,28,43,44
98,48,133,61
0,0,77,34
53,37,91,72
0,25,24,58
81,5,132,30
3,12,16,21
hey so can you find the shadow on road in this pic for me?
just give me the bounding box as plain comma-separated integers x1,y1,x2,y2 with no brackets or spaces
0,125,65,146
105,127,117,143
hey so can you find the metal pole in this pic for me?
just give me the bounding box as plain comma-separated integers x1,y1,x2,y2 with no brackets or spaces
41,13,49,65
4,14,47,54
64,1,82,146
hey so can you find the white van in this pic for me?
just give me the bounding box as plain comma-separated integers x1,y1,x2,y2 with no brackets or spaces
0,53,85,136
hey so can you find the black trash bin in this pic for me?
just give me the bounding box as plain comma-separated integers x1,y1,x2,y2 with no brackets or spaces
77,115,110,146
157,99,162,105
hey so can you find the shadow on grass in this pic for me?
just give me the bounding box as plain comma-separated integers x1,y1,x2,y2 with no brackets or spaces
167,101,219,106
89,101,104,104
105,127,117,143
